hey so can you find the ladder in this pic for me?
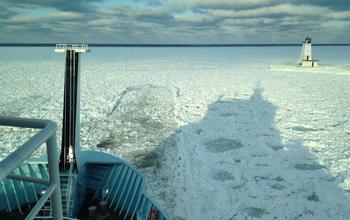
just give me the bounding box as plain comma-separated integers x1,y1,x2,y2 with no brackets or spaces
35,165,74,219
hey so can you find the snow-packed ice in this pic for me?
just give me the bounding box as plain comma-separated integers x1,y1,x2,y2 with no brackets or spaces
270,63,350,75
1,46,350,219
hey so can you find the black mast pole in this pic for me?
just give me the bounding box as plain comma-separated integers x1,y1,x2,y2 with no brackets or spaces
56,44,89,172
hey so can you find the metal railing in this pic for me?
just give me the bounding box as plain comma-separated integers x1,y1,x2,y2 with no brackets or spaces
0,116,63,220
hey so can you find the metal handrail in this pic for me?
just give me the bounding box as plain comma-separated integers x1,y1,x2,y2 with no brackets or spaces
0,116,63,220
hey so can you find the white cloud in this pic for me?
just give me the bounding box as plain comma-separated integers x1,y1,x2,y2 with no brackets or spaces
221,18,275,26
211,4,330,18
45,12,83,21
0,0,349,43
173,11,214,23
328,11,350,19
7,15,34,24
167,0,275,9
89,18,114,26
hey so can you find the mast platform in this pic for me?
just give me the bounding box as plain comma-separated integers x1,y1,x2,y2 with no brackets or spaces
55,44,90,53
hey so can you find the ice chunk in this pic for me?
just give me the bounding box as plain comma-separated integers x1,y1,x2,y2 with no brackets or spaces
307,192,320,202
205,138,243,153
245,207,269,218
291,126,323,132
294,163,325,170
212,170,234,181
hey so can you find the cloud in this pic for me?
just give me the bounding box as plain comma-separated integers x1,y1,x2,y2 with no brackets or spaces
173,11,214,23
210,4,330,18
88,18,114,26
328,11,350,20
0,4,15,19
1,0,103,12
0,0,349,43
292,0,350,10
6,15,35,25
167,0,277,10
46,12,83,21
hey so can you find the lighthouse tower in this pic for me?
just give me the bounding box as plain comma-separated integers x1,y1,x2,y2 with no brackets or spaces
298,36,319,67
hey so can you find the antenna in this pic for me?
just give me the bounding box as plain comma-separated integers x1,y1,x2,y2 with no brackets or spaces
55,43,90,171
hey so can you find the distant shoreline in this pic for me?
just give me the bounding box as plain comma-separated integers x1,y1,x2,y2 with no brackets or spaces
1,43,350,47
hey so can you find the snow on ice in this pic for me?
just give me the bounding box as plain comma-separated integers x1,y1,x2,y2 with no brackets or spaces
1,46,350,219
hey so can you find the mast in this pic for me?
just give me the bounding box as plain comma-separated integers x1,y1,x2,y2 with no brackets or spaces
55,44,90,171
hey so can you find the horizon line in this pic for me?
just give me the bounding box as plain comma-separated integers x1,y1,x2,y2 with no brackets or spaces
1,43,350,47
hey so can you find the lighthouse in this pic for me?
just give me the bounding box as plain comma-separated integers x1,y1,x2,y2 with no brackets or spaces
298,36,319,67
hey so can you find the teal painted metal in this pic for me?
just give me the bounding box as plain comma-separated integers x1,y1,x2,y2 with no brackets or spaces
0,116,63,220
1,117,170,219
85,162,170,220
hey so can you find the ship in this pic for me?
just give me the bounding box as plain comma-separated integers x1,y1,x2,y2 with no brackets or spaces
0,44,170,220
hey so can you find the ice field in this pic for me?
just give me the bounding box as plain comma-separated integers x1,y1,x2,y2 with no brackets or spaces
1,46,350,219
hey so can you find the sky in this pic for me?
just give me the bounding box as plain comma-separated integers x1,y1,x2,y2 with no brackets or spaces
0,0,350,44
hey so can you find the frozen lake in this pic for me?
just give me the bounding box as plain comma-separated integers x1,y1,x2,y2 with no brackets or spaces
1,46,350,219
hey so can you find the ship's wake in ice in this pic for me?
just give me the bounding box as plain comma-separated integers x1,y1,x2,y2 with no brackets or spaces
83,84,178,169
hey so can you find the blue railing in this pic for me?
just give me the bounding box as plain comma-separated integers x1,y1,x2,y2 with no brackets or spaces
0,116,63,220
